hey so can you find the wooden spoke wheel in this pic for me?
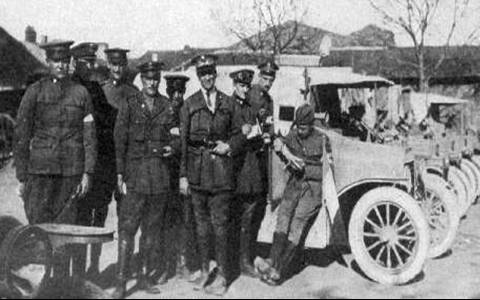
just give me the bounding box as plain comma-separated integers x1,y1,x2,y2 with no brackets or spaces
349,187,429,285
0,224,52,299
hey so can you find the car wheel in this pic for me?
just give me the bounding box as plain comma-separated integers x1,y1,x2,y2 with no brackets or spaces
421,174,459,258
460,160,477,204
464,159,480,199
448,167,470,216
348,187,429,285
0,223,52,299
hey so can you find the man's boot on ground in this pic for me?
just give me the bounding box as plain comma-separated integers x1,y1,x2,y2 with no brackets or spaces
239,227,259,278
256,232,287,276
191,262,211,290
136,252,161,294
177,254,194,279
191,236,212,290
204,267,228,296
112,237,130,299
263,240,298,286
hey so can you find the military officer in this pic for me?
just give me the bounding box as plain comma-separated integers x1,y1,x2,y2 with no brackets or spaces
230,69,271,278
160,74,200,280
165,74,189,125
14,40,96,276
179,54,244,295
102,48,138,216
70,42,117,278
112,60,175,298
102,48,138,110
256,104,332,286
248,60,279,117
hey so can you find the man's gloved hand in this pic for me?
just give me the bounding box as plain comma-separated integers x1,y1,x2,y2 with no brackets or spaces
242,124,252,136
212,141,231,156
273,138,284,152
179,177,190,196
262,133,272,144
282,146,305,171
76,173,91,198
117,174,127,196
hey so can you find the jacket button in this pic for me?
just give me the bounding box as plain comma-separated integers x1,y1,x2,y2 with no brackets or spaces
153,149,158,153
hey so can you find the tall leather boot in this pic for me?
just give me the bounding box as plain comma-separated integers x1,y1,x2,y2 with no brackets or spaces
267,240,298,285
111,235,131,299
191,236,211,290
256,232,287,276
205,227,229,295
177,222,193,279
239,225,259,278
136,255,161,294
136,233,161,294
204,266,228,296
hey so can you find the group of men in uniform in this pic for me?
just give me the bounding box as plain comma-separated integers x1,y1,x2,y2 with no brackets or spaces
14,39,332,298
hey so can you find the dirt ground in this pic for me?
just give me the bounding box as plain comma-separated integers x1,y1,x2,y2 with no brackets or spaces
2,160,480,299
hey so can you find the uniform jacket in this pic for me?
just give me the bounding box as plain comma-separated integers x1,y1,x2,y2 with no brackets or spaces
233,93,268,195
14,76,97,182
179,89,244,192
248,84,274,118
115,91,176,194
73,74,117,205
283,128,331,182
101,78,138,110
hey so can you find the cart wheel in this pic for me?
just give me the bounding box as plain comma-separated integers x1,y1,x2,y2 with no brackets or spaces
463,159,480,199
448,167,470,216
459,161,477,204
348,187,429,285
421,174,459,258
471,155,480,173
0,225,52,299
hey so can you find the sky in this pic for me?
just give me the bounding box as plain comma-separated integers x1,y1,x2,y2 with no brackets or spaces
0,0,478,56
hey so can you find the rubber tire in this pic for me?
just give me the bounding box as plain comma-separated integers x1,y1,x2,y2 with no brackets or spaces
349,187,429,285
448,167,471,216
0,225,52,299
465,159,480,198
422,174,459,259
471,155,480,172
460,161,477,204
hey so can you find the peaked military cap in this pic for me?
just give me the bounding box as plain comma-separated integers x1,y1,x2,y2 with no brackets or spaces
191,54,218,70
104,48,129,65
295,104,315,126
258,60,279,77
229,69,254,85
138,61,164,80
71,42,98,60
165,74,190,92
40,40,74,61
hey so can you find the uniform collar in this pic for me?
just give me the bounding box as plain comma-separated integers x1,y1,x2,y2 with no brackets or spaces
201,86,217,112
140,93,167,117
109,77,127,87
234,92,250,106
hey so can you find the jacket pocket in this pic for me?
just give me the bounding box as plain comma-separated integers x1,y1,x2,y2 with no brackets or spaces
29,137,56,173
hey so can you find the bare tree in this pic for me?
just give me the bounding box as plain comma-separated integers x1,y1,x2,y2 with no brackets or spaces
211,0,307,55
368,0,480,91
